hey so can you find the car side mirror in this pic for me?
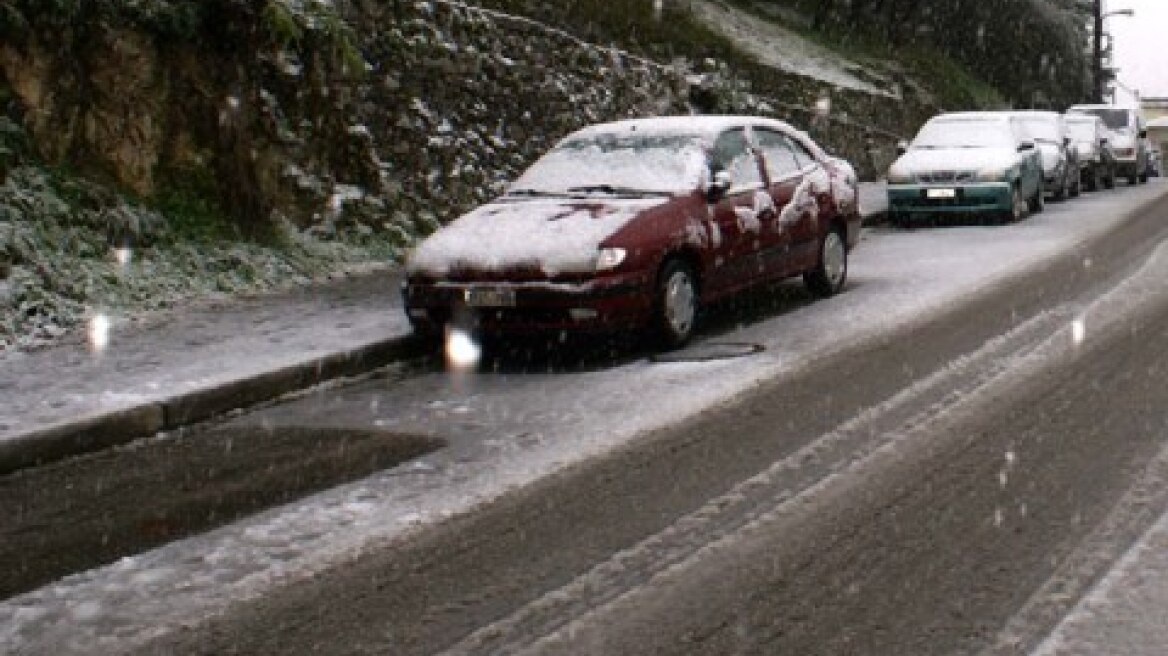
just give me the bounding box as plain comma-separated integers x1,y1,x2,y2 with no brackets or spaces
896,140,909,156
1019,140,1036,152
1100,137,1109,145
1140,129,1148,139
707,169,733,203
1064,136,1072,146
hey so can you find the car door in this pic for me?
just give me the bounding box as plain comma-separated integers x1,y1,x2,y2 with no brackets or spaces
781,134,830,273
752,127,805,278
705,127,768,297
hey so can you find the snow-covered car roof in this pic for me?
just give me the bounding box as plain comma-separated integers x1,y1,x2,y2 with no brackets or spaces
564,115,818,151
926,111,1014,124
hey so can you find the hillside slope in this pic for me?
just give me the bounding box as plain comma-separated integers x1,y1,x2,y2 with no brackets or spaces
0,0,1075,350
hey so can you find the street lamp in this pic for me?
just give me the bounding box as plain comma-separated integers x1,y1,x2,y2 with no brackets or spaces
1094,2,1134,103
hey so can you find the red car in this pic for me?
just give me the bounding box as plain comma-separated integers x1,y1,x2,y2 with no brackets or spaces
403,116,862,349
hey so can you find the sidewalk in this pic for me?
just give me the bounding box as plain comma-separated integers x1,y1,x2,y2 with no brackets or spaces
0,270,415,474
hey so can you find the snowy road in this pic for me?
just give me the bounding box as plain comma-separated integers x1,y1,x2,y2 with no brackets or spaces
4,181,1168,654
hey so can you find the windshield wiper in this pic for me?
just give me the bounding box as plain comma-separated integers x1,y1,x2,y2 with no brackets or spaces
566,184,664,197
507,188,562,198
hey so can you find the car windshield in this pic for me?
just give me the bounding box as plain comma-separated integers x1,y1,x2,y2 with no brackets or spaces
1076,108,1132,130
1016,117,1062,143
509,132,708,196
911,119,1014,149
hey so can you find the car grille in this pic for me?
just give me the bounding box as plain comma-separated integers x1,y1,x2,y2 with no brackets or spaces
899,191,1000,208
916,170,977,184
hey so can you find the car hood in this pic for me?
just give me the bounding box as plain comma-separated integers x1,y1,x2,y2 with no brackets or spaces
406,196,668,278
1037,143,1064,171
892,147,1020,175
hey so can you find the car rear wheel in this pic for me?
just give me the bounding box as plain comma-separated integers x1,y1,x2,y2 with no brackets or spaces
1104,166,1117,189
1086,166,1101,192
1070,171,1081,197
653,258,698,350
804,227,848,298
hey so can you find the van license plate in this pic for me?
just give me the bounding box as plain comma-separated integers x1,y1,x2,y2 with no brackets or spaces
927,188,957,199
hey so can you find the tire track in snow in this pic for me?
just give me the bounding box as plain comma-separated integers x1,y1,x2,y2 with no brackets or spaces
979,236,1168,656
442,304,1076,655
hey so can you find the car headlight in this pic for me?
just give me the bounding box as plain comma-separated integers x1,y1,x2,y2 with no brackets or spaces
596,247,627,271
976,167,1010,182
886,167,914,184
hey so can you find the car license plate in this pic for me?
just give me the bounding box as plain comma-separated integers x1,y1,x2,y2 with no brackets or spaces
464,287,516,308
926,188,957,199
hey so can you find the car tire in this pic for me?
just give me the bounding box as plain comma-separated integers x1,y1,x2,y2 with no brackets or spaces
1105,167,1117,189
1139,169,1149,184
804,227,848,298
1129,172,1138,185
653,258,698,350
1070,172,1081,198
1086,167,1100,192
1052,178,1066,201
1022,183,1040,219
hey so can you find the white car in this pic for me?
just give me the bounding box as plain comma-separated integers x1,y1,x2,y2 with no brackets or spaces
1064,114,1117,191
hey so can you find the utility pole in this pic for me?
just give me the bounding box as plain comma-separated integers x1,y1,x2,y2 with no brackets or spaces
1093,0,1104,102
1090,0,1135,103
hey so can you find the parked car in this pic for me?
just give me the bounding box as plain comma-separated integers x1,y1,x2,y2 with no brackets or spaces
1066,104,1149,185
886,112,1044,226
1064,114,1117,191
403,116,862,350
1009,111,1080,200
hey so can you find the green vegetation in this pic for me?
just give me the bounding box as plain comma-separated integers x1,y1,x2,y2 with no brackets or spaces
260,0,365,78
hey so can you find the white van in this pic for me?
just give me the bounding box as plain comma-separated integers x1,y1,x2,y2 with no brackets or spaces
1066,104,1150,185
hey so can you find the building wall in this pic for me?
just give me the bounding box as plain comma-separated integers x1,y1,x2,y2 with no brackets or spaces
1142,98,1168,122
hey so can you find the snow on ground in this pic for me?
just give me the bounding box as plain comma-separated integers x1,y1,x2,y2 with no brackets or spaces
687,0,894,96
1034,510,1168,655
2,182,1167,654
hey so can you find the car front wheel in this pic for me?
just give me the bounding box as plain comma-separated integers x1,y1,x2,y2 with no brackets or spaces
804,227,848,298
653,258,698,350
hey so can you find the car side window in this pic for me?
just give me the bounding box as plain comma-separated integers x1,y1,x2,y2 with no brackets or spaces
786,136,818,170
711,128,763,190
754,128,803,181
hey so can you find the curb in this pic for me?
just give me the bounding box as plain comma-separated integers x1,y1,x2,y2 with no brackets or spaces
0,334,422,476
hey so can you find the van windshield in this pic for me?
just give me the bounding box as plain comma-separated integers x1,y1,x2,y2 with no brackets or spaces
1075,108,1132,131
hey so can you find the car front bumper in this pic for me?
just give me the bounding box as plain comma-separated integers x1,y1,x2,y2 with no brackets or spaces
887,182,1013,215
403,271,654,336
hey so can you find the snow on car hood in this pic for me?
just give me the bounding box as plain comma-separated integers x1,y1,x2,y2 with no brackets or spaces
1036,143,1064,172
406,196,667,277
892,147,1020,175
